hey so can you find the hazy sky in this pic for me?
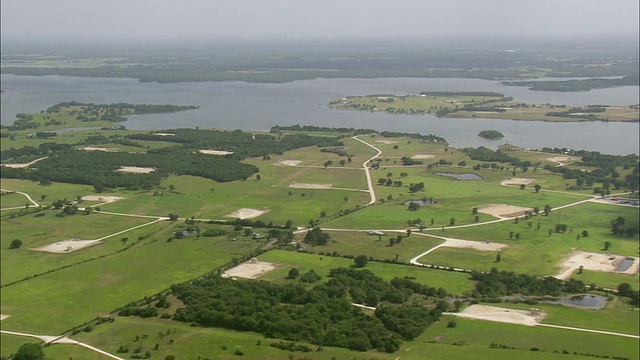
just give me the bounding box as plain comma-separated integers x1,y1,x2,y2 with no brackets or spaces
2,0,639,40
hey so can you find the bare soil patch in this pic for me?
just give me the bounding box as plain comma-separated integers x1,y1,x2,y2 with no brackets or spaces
198,149,234,155
81,147,120,152
548,156,576,164
277,160,302,166
453,304,546,326
555,251,639,280
153,132,175,136
412,154,436,159
81,195,124,203
34,239,100,253
501,178,535,186
116,166,156,173
0,314,8,321
222,259,279,279
442,238,507,251
225,208,269,219
374,139,398,144
478,204,533,217
289,182,333,189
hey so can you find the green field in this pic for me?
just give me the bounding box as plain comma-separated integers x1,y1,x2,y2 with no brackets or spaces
1,122,637,360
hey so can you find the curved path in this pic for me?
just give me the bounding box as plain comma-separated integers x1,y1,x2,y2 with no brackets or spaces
352,135,383,206
0,330,125,359
0,188,40,207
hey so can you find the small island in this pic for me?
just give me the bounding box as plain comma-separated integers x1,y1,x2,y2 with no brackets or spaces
478,130,504,140
329,92,639,122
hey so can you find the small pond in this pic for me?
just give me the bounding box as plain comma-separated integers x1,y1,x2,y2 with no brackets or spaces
403,200,434,206
435,173,482,180
540,294,607,310
616,258,635,272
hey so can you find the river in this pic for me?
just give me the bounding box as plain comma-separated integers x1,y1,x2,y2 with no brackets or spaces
1,74,638,154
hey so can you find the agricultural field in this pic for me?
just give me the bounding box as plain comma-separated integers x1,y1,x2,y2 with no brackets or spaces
1,108,638,359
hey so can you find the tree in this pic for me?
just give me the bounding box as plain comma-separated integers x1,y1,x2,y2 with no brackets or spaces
514,233,521,240
509,231,514,239
495,252,501,263
474,215,480,222
339,160,346,166
449,218,456,226
406,229,412,237
168,213,179,221
9,239,23,249
323,160,333,168
354,255,368,267
287,267,300,279
519,184,526,190
13,343,44,360
578,265,584,274
471,207,478,215
544,205,552,215
255,174,261,181
407,202,420,211
534,184,542,193
603,241,612,251
304,227,330,245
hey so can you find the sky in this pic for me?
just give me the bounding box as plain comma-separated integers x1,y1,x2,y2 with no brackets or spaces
1,0,639,40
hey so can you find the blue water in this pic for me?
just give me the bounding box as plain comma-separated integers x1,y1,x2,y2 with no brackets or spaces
616,258,635,272
2,74,638,154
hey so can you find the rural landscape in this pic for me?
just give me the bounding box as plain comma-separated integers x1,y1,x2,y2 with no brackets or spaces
1,1,639,359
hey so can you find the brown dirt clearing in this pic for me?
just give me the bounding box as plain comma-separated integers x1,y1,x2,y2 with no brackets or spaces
554,251,639,280
453,304,546,326
478,204,533,217
34,239,100,253
116,166,156,173
222,259,279,279
289,182,333,189
225,208,269,219
501,178,535,185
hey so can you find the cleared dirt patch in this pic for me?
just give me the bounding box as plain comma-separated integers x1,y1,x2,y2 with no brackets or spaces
81,147,120,152
198,149,234,155
225,208,269,219
548,156,576,164
452,304,545,326
289,182,333,189
555,251,639,280
153,132,175,136
478,204,533,217
277,160,302,166
501,178,535,185
374,139,397,144
442,238,507,251
0,314,8,321
34,239,100,253
412,154,436,159
222,259,278,279
116,166,156,173
81,195,123,203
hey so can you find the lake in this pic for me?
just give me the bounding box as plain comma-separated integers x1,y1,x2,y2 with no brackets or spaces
1,74,638,154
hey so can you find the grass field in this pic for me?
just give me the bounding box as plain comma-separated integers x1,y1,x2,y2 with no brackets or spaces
1,125,637,360
0,224,265,334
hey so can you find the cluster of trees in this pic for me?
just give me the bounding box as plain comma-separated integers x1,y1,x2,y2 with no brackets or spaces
504,75,639,92
400,157,423,166
1,150,258,190
379,131,446,144
45,101,198,115
617,283,640,306
462,147,529,167
610,217,638,237
270,124,375,135
304,227,331,245
0,142,73,163
170,268,445,352
470,268,586,298
129,128,342,160
478,130,505,140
